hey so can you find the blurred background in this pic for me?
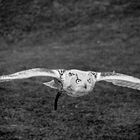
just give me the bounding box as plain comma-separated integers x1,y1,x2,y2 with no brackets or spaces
0,0,140,139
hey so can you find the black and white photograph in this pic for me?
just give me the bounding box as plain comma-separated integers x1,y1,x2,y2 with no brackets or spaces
0,0,140,139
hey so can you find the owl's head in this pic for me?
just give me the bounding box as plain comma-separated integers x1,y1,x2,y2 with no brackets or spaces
62,70,96,97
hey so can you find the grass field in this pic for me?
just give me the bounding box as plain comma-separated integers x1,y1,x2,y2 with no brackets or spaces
0,15,140,139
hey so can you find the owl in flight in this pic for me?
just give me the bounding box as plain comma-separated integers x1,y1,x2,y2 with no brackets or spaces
0,68,140,110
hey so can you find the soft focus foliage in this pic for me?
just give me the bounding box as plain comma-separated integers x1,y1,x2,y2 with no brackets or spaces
0,0,140,43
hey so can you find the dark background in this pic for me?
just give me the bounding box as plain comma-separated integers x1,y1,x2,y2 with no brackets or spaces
0,0,140,139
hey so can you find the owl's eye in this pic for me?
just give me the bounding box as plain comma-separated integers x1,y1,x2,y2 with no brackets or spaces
69,72,72,76
76,79,81,83
87,78,91,83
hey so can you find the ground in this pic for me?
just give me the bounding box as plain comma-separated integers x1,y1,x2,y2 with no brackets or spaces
0,15,140,139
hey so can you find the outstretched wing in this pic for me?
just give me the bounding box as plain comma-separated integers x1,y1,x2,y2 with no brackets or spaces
96,72,140,90
0,68,63,82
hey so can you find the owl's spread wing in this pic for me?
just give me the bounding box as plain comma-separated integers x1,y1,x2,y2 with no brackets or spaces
96,72,140,90
0,68,63,82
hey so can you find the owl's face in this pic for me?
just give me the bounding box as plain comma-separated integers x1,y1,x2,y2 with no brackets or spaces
62,70,96,97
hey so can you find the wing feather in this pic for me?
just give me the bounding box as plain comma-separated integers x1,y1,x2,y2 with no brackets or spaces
96,72,140,90
0,68,62,82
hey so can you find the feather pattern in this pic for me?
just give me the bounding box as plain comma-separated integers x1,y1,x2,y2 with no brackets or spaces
96,72,140,90
0,68,61,82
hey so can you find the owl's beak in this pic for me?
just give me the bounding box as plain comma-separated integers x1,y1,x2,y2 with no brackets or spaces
84,83,87,89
